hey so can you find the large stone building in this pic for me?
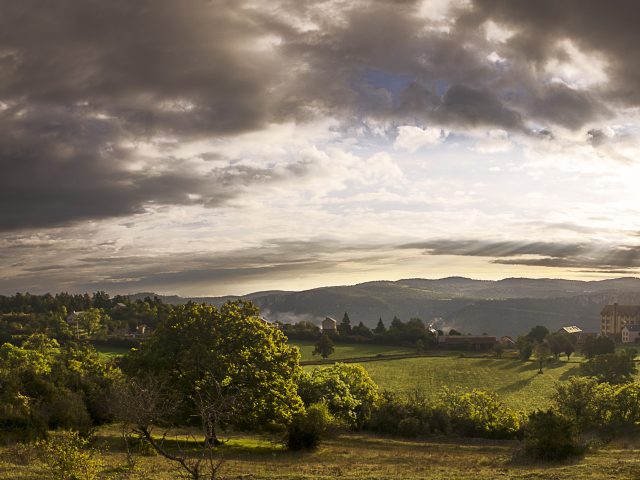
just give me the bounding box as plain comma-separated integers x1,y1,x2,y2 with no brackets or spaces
600,303,640,337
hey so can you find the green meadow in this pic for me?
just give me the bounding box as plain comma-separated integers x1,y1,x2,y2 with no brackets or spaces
354,356,581,411
290,340,414,362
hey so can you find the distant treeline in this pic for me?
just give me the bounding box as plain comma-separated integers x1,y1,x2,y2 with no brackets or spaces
0,291,174,343
280,312,478,350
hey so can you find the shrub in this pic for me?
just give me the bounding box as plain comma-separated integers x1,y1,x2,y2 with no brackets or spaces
397,417,422,438
368,389,522,440
516,338,533,361
36,430,103,480
45,390,93,435
299,363,380,429
437,389,523,439
286,403,338,450
524,410,582,461
367,393,408,435
553,377,601,431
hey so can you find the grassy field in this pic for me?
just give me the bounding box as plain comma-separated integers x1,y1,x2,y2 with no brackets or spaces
353,356,582,411
3,428,640,479
91,339,618,412
290,340,414,362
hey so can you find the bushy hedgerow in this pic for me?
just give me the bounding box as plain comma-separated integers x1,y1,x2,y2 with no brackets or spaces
368,388,524,440
437,388,524,439
553,377,640,436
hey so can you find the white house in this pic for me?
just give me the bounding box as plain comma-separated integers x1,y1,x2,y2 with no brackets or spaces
321,316,337,333
621,324,640,343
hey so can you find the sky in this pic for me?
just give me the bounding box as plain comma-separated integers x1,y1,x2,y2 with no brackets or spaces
2,0,640,296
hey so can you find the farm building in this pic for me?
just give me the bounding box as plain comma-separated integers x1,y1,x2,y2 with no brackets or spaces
558,325,582,335
601,303,640,337
437,335,496,351
500,336,516,347
322,316,338,333
622,324,640,343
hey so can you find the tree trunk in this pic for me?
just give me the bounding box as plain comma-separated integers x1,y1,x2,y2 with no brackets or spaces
204,417,222,446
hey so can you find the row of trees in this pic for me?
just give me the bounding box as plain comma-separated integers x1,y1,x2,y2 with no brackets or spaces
283,312,440,349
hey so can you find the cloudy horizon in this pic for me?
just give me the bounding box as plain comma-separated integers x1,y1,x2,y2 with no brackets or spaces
3,0,640,296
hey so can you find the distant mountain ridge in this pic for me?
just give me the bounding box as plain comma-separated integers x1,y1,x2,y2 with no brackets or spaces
131,277,640,337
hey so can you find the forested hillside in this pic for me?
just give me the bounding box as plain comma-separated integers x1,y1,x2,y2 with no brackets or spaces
133,277,640,337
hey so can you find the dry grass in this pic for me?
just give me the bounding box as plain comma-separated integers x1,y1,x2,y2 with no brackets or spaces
2,428,640,480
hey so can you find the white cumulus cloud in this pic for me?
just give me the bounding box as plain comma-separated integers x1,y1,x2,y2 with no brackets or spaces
394,126,447,152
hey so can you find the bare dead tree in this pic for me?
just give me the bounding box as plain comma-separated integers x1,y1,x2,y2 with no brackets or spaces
192,377,240,447
112,374,226,480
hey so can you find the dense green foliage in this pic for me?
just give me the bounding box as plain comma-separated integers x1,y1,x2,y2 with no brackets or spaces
438,388,523,438
312,334,335,358
524,410,581,461
581,335,615,359
0,334,118,438
579,351,637,383
36,430,103,480
554,377,640,434
286,403,337,450
122,300,304,436
0,292,173,342
299,363,381,428
368,388,523,439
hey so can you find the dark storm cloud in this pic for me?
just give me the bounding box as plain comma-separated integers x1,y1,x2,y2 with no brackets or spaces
0,102,333,231
402,238,640,271
0,104,240,230
0,0,305,231
1,0,638,232
530,84,605,130
437,84,524,130
468,0,640,104
587,128,609,147
0,0,281,136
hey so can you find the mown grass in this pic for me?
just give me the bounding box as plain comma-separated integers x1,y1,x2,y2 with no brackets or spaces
348,356,583,411
290,340,414,362
3,428,640,480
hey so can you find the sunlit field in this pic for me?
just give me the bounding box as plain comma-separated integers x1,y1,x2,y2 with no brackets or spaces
3,428,640,480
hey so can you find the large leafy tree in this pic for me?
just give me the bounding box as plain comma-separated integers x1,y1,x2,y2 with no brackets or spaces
121,300,304,441
582,335,615,359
